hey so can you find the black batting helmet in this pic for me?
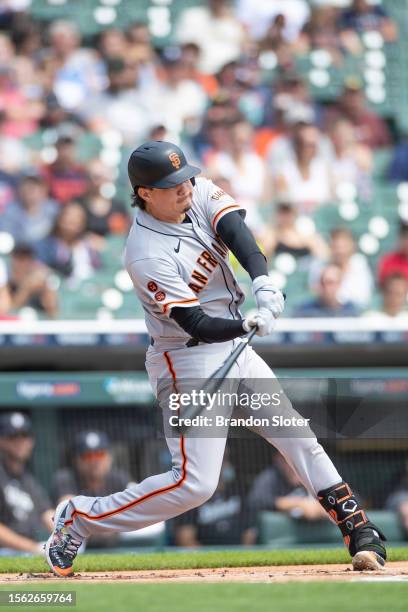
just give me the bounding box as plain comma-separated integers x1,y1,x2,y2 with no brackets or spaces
128,141,201,191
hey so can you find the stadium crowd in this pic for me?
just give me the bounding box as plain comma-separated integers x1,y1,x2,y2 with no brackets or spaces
0,0,407,320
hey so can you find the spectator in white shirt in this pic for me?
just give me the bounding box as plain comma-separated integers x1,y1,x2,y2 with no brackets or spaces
328,118,373,203
205,118,268,232
154,52,208,139
175,0,247,74
271,122,332,214
236,0,310,43
81,57,161,145
309,227,373,308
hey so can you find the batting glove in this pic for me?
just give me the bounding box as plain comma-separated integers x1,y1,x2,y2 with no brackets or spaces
243,307,276,337
252,275,285,318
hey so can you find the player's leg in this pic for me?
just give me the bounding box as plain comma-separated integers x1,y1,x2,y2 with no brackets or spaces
238,345,386,570
46,344,233,576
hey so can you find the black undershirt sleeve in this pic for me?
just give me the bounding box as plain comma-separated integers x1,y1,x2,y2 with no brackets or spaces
216,210,268,280
171,306,245,343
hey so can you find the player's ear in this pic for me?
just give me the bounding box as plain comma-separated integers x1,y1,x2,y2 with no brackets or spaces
138,186,151,201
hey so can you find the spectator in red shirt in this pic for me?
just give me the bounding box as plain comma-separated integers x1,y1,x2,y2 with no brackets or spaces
324,79,392,149
378,223,408,286
42,127,89,205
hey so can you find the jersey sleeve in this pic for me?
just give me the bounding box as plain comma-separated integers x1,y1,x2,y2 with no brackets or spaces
127,257,200,317
199,178,246,232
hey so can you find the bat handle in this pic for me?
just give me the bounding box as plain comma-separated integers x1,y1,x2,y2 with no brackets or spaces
245,326,258,342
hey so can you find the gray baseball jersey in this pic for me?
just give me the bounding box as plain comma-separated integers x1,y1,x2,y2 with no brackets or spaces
124,177,246,343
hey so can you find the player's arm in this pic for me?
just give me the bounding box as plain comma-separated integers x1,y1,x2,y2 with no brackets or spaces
0,522,42,554
216,210,285,318
216,210,268,280
171,305,246,343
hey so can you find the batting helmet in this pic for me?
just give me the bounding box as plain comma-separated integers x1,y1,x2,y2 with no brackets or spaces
128,141,201,190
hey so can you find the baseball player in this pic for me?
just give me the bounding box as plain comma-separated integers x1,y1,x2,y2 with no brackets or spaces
46,141,386,576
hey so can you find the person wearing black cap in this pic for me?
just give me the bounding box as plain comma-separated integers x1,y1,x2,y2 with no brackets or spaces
0,412,53,555
51,431,133,549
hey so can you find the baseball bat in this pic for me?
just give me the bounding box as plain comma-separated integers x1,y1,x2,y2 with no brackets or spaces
178,326,258,434
178,293,286,434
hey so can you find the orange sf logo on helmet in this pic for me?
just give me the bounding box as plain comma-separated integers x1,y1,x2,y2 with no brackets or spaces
169,152,181,169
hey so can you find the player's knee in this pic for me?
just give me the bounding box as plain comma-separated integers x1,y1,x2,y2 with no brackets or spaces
182,475,218,509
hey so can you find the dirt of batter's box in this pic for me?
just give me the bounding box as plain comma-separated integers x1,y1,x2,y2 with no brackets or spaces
1,562,408,584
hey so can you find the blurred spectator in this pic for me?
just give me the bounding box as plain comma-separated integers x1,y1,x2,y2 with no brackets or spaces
295,264,359,317
125,22,159,89
271,122,332,214
328,118,372,202
237,0,310,43
44,20,105,112
0,167,18,214
180,43,218,98
10,13,42,58
387,138,408,182
97,28,128,62
81,57,160,144
364,274,408,321
0,32,16,64
205,118,268,231
156,51,207,139
338,0,398,44
39,92,82,130
52,431,133,549
7,244,58,318
36,201,101,282
172,455,255,546
378,223,408,286
263,74,322,160
324,80,392,149
260,202,329,262
248,452,327,521
42,127,89,204
175,0,247,74
0,412,53,555
80,159,130,239
0,63,44,139
0,133,30,177
386,462,408,539
0,258,11,317
296,6,344,64
310,228,373,308
0,170,58,244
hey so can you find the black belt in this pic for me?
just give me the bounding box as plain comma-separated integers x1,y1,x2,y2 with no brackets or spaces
150,337,201,348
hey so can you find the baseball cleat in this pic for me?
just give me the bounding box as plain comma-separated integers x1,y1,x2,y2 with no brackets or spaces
349,523,386,571
45,500,81,577
352,550,386,571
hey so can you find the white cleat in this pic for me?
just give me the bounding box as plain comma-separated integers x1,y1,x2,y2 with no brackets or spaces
352,550,386,571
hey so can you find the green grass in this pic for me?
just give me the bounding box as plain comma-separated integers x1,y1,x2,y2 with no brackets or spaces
1,547,408,574
0,583,408,612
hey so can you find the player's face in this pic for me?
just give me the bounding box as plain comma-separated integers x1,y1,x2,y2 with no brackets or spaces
140,180,194,223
